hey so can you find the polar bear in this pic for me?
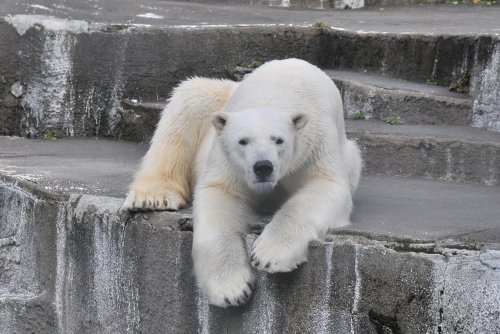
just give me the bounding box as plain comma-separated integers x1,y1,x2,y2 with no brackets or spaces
124,58,362,308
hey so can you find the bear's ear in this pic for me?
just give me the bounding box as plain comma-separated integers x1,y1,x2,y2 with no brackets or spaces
292,113,308,130
211,113,228,133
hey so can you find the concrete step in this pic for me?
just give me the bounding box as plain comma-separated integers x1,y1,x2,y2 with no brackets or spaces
1,147,499,333
2,118,499,188
1,136,499,242
347,120,500,186
118,100,500,185
1,5,499,138
328,69,473,126
149,0,445,10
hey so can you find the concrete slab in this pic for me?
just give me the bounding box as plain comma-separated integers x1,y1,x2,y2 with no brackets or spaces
0,137,146,197
1,136,499,243
1,4,498,137
327,70,473,126
1,167,499,334
327,69,471,98
347,119,500,144
1,1,500,35
348,175,500,243
347,120,500,186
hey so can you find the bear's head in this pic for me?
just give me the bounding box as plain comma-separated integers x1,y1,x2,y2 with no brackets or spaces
212,107,308,195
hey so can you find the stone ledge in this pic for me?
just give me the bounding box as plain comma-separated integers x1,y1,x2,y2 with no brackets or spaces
328,70,473,126
1,18,499,137
347,120,500,185
1,179,499,333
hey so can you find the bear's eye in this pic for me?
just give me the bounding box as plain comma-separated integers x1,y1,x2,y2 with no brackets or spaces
275,138,284,145
238,138,248,146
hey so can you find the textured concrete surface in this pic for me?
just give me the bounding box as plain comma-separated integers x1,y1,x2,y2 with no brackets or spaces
1,176,499,333
1,136,499,243
328,70,473,126
0,137,146,197
0,135,499,333
1,117,499,200
0,179,58,334
347,120,500,185
0,4,499,137
2,1,500,35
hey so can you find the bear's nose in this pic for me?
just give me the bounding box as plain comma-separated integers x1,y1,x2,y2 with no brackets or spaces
253,160,274,177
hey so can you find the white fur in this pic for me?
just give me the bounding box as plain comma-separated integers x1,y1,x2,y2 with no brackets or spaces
124,59,362,308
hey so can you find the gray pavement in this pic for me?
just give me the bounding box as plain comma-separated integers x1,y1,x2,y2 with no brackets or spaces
1,136,499,243
0,137,145,197
1,0,500,35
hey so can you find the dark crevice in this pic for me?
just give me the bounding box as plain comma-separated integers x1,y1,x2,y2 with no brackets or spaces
178,217,193,231
368,310,402,334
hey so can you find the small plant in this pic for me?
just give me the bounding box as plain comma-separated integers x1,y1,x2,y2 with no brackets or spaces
42,130,58,140
314,21,328,30
243,60,263,69
353,111,365,120
480,125,488,131
450,0,492,4
384,116,404,125
228,60,262,81
449,73,470,94
426,74,438,86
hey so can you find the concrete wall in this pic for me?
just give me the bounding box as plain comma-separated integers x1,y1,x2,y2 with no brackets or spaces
1,177,499,333
1,19,499,137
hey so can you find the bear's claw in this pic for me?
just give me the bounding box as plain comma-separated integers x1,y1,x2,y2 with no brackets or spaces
201,268,255,308
208,281,254,308
123,189,185,211
250,230,308,273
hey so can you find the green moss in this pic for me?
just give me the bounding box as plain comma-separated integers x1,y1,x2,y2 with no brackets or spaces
449,73,470,94
314,21,328,30
384,116,404,125
42,130,58,140
353,111,366,120
450,0,492,4
243,60,263,69
426,74,438,86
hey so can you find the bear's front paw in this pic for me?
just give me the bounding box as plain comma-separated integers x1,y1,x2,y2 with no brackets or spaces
202,268,255,308
250,228,308,274
123,188,185,211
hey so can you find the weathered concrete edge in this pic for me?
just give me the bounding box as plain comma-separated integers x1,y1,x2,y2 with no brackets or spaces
334,77,472,126
3,15,500,37
0,174,69,202
1,17,499,138
347,128,500,186
3,176,500,333
118,102,500,185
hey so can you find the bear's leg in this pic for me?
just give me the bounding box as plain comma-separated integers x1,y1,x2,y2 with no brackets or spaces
250,178,352,273
123,78,237,211
192,186,255,308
